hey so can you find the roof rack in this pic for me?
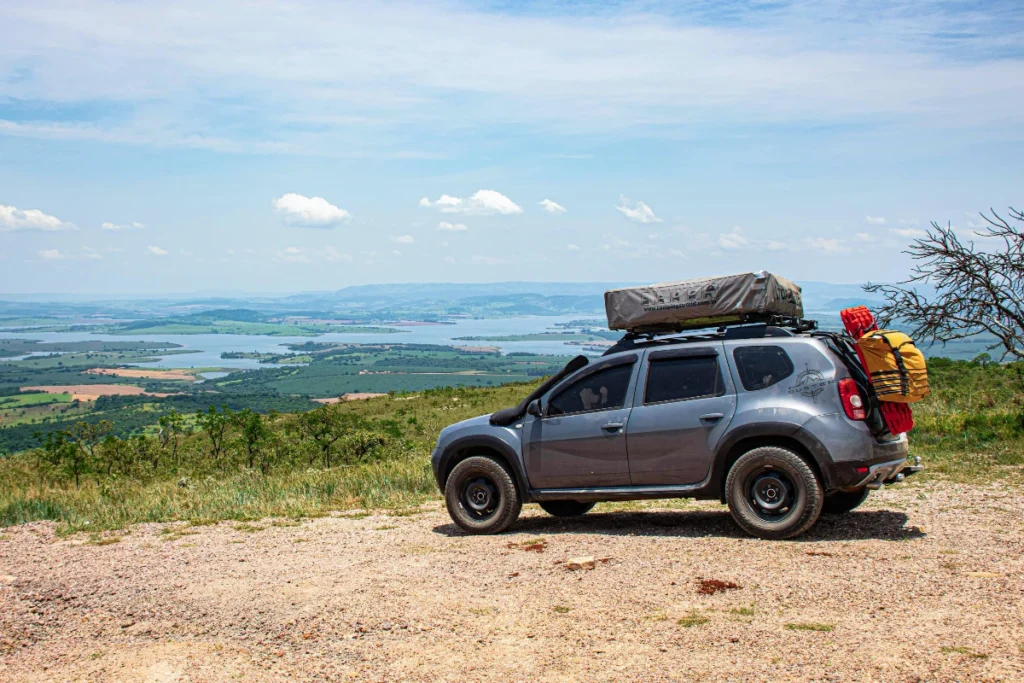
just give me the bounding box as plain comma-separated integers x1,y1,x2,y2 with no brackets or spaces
602,316,819,356
624,314,818,339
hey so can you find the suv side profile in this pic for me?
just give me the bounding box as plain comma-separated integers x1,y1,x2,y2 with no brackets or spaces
431,325,918,539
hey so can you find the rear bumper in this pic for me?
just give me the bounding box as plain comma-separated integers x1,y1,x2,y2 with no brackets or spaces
854,455,922,490
830,433,914,491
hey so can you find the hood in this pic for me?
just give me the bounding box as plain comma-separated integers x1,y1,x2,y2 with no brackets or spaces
439,413,492,439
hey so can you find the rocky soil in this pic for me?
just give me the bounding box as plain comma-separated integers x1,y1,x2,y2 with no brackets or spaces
1,482,1022,682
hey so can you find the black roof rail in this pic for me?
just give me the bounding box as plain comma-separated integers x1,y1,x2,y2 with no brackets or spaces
603,316,818,356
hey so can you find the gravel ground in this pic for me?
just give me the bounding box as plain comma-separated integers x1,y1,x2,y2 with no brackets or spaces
1,481,1023,682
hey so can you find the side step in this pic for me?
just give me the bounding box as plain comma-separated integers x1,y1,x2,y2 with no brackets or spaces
530,482,707,503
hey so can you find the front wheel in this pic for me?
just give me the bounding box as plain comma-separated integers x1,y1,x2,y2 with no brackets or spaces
822,488,870,514
444,456,522,534
725,446,823,540
539,501,595,517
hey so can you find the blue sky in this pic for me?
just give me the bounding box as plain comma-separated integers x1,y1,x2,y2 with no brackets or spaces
1,0,1022,294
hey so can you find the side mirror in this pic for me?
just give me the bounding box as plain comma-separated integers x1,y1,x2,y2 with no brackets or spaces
526,399,542,417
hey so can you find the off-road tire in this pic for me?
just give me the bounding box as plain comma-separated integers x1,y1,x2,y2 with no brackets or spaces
539,501,596,517
822,487,870,514
725,446,824,540
444,456,522,534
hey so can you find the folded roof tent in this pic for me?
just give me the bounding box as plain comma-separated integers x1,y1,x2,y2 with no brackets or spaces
604,271,804,334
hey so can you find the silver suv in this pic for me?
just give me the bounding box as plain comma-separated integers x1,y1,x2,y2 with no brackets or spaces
431,324,918,539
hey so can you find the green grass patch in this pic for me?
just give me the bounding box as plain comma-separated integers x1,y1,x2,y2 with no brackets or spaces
677,612,710,628
784,622,834,632
941,646,987,659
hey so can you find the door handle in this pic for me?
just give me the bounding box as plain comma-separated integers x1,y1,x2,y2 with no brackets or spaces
601,422,624,432
699,413,724,423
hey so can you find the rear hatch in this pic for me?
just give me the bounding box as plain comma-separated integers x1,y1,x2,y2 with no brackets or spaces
812,331,894,439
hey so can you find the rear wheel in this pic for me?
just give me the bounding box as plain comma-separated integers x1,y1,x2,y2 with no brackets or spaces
539,501,595,517
444,456,522,534
725,446,823,540
822,488,870,514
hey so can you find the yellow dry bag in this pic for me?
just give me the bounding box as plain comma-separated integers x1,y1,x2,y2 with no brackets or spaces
857,330,930,403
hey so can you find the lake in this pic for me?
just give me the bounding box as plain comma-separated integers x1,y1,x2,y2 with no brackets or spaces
0,315,606,370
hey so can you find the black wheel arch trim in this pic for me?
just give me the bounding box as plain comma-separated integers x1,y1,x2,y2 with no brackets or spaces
435,435,533,503
707,422,837,500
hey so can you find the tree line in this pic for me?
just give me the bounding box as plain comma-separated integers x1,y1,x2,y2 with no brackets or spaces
31,403,402,488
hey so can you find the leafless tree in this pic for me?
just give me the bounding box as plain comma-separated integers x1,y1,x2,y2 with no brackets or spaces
864,207,1024,361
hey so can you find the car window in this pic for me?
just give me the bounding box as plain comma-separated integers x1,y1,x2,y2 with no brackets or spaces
733,345,795,391
547,363,634,416
644,355,724,404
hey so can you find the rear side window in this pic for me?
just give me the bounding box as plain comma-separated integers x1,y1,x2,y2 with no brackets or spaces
548,363,634,416
644,356,724,404
733,345,795,391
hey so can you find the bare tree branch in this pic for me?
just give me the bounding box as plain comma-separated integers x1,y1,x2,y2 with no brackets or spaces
864,207,1024,361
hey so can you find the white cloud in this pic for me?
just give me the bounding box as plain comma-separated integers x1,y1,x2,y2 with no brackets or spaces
566,243,581,251
470,254,509,266
437,221,468,232
276,246,311,263
38,249,66,260
420,190,522,215
539,199,567,215
864,215,887,225
803,237,850,254
391,234,415,244
718,227,749,250
0,2,1021,160
273,193,350,227
891,227,928,238
1,205,76,232
323,245,352,262
101,221,144,231
616,198,662,224
275,245,351,264
147,245,169,256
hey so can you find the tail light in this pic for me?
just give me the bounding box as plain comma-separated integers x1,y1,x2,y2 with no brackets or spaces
838,378,866,420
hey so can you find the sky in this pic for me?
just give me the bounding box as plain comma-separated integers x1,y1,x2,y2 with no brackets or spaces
1,0,1023,295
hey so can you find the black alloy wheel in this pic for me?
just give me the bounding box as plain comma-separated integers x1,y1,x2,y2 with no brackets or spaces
461,475,500,521
444,455,522,534
725,446,824,540
747,468,796,522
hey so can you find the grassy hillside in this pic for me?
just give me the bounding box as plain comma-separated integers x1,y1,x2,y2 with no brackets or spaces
0,359,1020,534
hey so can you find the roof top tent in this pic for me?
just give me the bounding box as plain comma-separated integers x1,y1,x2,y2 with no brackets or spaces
604,271,806,336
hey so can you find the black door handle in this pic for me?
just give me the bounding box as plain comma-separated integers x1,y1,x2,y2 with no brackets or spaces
699,413,724,423
601,422,624,432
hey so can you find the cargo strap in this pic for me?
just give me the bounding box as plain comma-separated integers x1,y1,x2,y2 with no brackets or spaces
875,333,910,397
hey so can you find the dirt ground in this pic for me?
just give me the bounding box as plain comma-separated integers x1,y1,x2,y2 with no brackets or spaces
1,482,1022,682
84,368,197,382
20,385,173,402
313,393,388,404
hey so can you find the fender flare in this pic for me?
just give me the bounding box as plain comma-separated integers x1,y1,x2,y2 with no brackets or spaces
435,434,532,503
707,422,836,498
